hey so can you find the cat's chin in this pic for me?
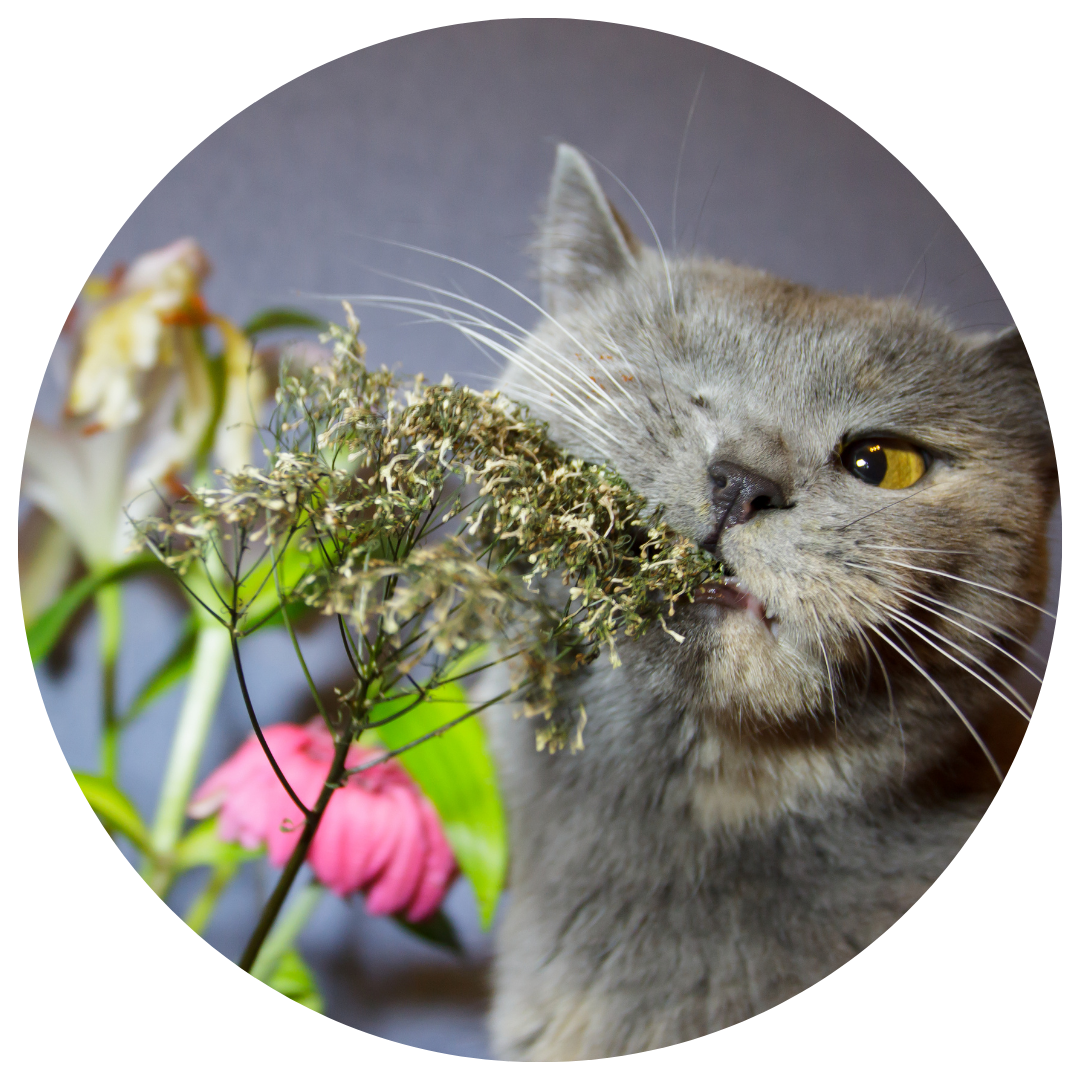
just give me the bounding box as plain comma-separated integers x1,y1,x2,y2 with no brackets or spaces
654,592,827,728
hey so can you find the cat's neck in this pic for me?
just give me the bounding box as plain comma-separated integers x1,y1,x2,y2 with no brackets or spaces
572,643,1019,835
489,660,1003,1059
684,707,1019,832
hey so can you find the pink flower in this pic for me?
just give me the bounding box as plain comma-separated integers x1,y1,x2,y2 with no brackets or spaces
189,721,458,922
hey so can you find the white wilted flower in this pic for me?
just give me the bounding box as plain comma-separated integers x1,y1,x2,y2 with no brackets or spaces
213,316,269,475
67,237,212,431
21,240,274,610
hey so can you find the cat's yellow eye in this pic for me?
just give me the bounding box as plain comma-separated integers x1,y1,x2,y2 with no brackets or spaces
840,438,927,490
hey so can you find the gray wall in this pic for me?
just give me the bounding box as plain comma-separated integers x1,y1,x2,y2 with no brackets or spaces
35,20,1059,1058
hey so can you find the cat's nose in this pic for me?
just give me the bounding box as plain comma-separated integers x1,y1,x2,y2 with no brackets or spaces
707,459,785,531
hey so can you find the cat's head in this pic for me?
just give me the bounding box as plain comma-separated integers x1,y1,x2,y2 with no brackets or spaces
508,145,1057,780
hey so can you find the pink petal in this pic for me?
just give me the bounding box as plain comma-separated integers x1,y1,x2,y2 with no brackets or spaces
183,723,461,920
342,784,396,891
353,788,406,899
218,771,283,849
404,798,459,923
343,743,379,772
268,729,327,801
307,787,360,896
285,748,332,810
364,786,426,917
189,725,311,818
263,786,308,867
188,737,266,818
329,788,385,895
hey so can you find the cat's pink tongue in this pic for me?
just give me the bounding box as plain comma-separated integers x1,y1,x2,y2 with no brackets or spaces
696,579,767,622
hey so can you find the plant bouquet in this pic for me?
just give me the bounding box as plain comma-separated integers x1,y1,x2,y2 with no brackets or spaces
21,239,714,1013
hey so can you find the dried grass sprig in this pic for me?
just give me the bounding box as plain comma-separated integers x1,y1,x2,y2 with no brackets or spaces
139,304,717,750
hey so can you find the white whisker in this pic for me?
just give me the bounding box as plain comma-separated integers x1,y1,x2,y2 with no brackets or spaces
891,588,1045,684
352,271,635,422
901,587,1049,664
875,557,1057,620
361,239,636,418
860,543,978,557
857,624,905,777
843,557,1049,670
812,618,840,735
350,298,617,447
584,154,677,316
497,382,616,455
346,293,612,425
867,623,1003,783
595,331,638,402
672,71,706,253
878,602,1032,721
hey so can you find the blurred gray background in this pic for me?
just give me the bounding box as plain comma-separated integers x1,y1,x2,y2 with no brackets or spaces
33,19,1060,1059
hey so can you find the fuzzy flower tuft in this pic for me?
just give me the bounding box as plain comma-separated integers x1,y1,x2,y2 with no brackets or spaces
189,722,458,921
142,310,718,750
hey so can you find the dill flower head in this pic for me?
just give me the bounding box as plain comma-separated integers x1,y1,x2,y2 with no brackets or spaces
141,304,717,750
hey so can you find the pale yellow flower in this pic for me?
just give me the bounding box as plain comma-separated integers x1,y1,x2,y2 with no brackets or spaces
212,315,267,475
67,238,211,431
22,238,285,621
23,418,139,569
22,239,215,580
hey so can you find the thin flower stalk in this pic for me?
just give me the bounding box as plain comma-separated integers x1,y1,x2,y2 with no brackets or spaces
138,304,718,962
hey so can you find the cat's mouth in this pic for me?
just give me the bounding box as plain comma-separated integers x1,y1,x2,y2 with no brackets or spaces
695,578,779,638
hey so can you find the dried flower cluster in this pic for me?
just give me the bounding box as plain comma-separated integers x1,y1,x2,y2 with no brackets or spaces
141,304,717,750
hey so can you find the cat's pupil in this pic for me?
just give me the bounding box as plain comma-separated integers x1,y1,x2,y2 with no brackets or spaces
849,442,888,485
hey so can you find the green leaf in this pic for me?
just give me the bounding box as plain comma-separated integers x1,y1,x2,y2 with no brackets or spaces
25,555,161,665
183,541,320,635
369,677,507,928
242,308,325,338
74,772,151,855
264,949,324,1013
174,817,263,872
392,908,462,953
120,615,198,725
238,543,321,632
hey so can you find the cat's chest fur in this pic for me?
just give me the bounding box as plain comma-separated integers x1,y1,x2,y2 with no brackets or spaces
485,653,986,1060
490,665,989,1062
482,145,1054,1060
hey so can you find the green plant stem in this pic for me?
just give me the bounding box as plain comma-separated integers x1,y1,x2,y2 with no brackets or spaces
232,634,310,816
249,881,325,982
96,583,123,781
238,732,352,972
273,550,326,720
184,864,240,935
145,619,233,894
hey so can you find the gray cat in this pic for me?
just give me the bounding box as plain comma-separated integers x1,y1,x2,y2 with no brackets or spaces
482,145,1057,1059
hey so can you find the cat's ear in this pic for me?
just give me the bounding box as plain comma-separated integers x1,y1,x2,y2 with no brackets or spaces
537,144,640,314
973,327,1057,486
